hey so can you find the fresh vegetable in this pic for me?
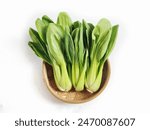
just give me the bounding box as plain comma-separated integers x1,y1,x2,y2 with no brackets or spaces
85,19,119,92
28,12,119,92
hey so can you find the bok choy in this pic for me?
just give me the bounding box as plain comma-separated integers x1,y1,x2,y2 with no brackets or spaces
28,12,119,92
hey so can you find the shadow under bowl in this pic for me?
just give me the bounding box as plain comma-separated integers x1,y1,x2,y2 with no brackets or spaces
42,60,111,104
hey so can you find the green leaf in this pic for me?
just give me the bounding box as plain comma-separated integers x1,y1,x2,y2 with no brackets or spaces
88,23,94,29
28,41,51,64
90,18,111,61
92,18,111,42
29,28,47,54
71,28,80,53
72,21,81,31
96,29,112,61
35,18,47,43
82,20,94,50
72,24,84,65
46,23,65,66
78,23,84,66
63,32,75,64
102,25,119,63
42,15,53,26
57,12,72,33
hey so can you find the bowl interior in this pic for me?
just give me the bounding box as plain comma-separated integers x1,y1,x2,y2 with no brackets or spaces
42,60,110,103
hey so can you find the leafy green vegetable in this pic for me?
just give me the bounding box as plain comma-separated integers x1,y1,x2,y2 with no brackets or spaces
85,20,119,92
28,12,119,92
71,21,89,91
46,23,72,91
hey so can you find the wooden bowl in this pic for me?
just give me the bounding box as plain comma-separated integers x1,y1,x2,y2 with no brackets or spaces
42,60,111,103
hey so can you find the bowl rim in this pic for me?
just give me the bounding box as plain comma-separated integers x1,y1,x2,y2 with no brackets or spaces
42,60,111,104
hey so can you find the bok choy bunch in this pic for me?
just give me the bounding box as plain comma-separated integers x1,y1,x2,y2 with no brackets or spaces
29,13,72,91
85,19,118,92
28,12,119,93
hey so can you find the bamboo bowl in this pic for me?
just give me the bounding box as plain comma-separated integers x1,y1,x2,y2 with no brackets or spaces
42,60,111,103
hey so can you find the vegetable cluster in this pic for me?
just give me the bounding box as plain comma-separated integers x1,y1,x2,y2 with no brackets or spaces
28,12,119,93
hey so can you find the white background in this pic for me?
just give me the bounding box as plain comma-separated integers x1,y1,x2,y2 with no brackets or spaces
0,0,150,129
